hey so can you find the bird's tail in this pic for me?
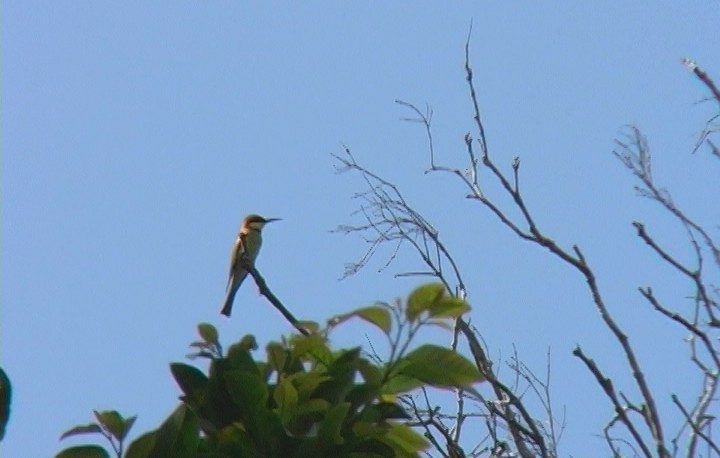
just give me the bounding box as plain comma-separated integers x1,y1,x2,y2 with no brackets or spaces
220,287,238,317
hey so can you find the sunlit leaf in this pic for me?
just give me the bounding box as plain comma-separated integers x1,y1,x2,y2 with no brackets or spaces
266,342,287,372
292,372,332,399
399,344,484,388
197,323,219,345
274,376,299,417
296,321,321,334
428,296,470,318
318,402,350,445
383,422,430,454
330,306,392,334
406,283,445,322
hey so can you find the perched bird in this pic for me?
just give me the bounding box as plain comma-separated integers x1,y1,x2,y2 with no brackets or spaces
221,214,281,317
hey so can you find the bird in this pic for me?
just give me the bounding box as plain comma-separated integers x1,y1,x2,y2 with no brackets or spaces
221,214,281,317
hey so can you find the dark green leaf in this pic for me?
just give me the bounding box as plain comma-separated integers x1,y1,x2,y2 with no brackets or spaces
55,445,110,458
226,343,260,374
124,431,156,458
215,424,258,457
151,404,199,456
59,423,102,440
93,410,125,441
360,402,410,422
346,383,381,407
357,358,383,385
293,372,332,399
318,402,350,445
292,398,331,417
170,363,208,406
0,367,10,441
225,370,269,414
121,415,137,442
349,437,396,457
266,342,287,372
315,349,361,403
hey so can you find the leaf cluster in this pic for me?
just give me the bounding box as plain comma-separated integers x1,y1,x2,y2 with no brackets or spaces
55,284,480,458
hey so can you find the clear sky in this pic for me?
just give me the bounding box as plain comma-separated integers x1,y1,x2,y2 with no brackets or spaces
2,2,718,457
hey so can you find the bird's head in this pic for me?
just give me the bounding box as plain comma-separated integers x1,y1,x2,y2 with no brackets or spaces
242,214,282,232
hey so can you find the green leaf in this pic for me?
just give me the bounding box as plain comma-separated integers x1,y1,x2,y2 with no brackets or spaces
151,404,199,455
380,373,423,395
318,402,350,445
59,423,102,440
238,334,258,351
330,306,392,334
292,398,331,417
296,320,320,334
398,345,484,388
170,363,208,406
360,402,410,422
346,383,381,409
266,342,287,372
428,296,471,319
315,349,362,403
227,344,260,374
274,376,299,418
122,415,137,441
382,422,429,454
55,445,110,458
84,412,134,443
349,438,396,457
197,323,219,345
124,431,156,458
215,424,258,457
292,372,332,400
353,306,392,334
225,370,269,414
93,410,126,441
0,367,11,441
290,334,332,364
357,358,383,385
406,283,445,322
424,319,454,331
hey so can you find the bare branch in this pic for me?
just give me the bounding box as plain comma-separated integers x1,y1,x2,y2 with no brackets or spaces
573,346,653,458
243,261,310,336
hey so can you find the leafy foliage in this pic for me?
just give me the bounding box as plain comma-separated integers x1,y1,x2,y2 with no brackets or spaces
0,367,10,442
55,284,478,458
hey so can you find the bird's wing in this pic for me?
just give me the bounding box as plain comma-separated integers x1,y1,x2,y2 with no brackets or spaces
226,234,245,290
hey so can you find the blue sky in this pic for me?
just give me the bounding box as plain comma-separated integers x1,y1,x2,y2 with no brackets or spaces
3,2,719,456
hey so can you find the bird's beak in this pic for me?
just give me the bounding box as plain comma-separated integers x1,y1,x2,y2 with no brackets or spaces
265,217,282,223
